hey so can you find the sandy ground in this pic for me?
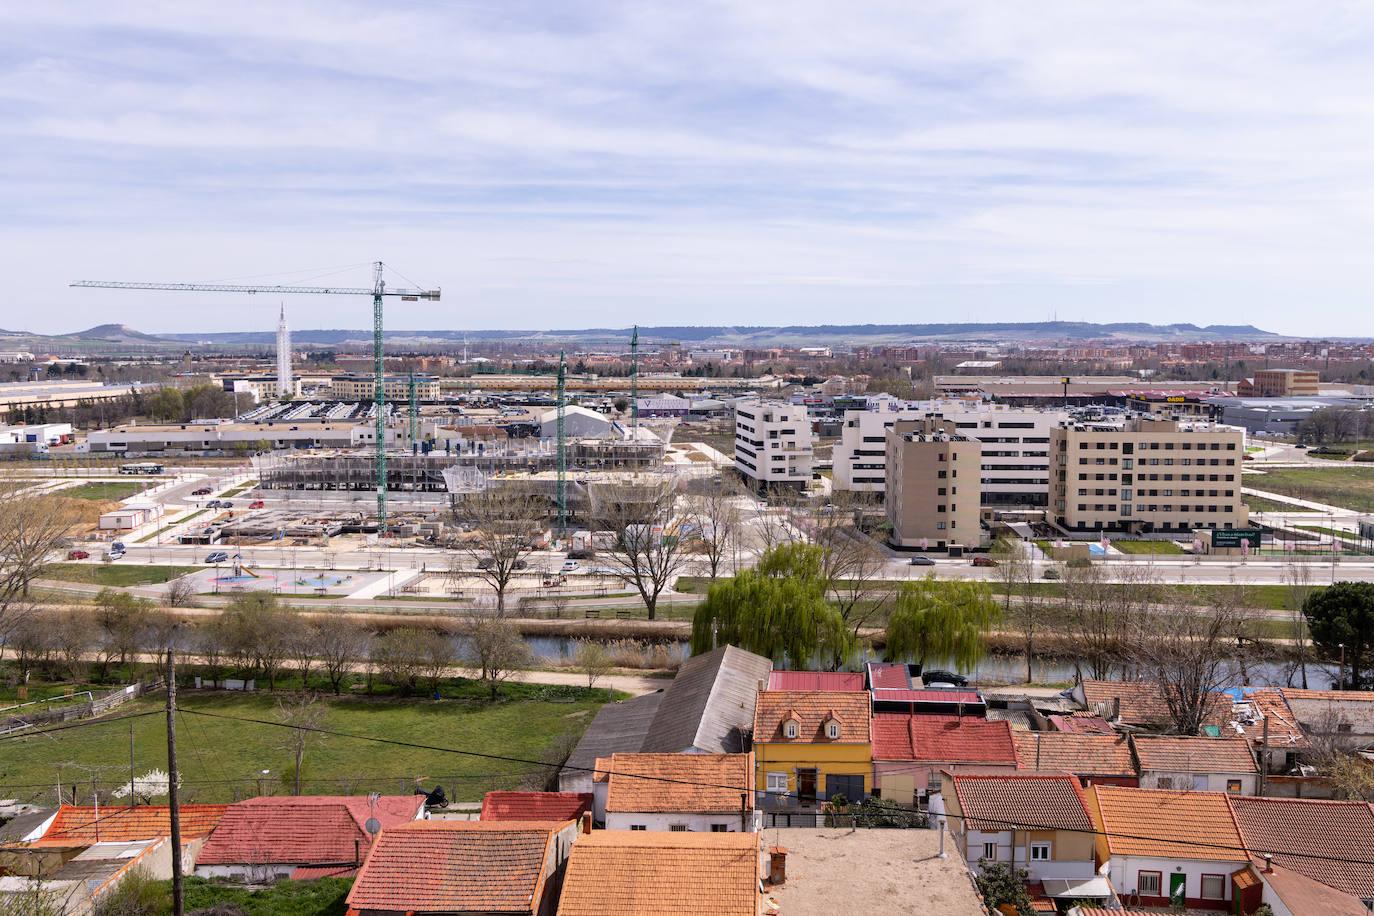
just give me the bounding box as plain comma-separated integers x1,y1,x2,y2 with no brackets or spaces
764,828,985,916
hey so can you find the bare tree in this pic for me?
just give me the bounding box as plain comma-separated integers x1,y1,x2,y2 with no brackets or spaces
275,693,327,796
317,618,369,695
1284,561,1315,688
165,575,198,608
195,615,228,686
291,621,321,688
55,610,98,681
220,593,295,689
808,491,892,640
144,608,180,671
372,626,428,695
993,537,1040,683
0,489,83,641
686,477,742,580
1061,562,1161,681
452,489,546,616
420,623,458,695
464,614,531,700
93,589,151,680
597,479,691,620
572,639,613,688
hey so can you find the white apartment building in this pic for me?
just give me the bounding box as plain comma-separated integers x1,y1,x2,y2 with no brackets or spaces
833,401,1065,509
734,399,814,491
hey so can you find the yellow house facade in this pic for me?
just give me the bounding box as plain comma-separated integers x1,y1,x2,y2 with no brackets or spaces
752,690,872,809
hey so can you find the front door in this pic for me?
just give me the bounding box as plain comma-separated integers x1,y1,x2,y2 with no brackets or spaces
1169,873,1187,907
797,769,818,805
824,774,865,803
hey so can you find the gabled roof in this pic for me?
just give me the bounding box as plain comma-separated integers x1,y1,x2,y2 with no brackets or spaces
1047,714,1117,735
1133,735,1257,774
1013,732,1134,776
753,690,871,744
865,662,912,690
950,773,1093,833
556,831,761,916
873,714,1016,764
196,795,423,867
1229,796,1374,898
1280,688,1374,735
640,645,772,754
347,820,567,914
768,670,864,692
480,792,592,822
1088,786,1247,861
1079,679,1228,730
1233,687,1309,749
31,804,227,846
1248,855,1371,916
602,753,754,814
562,691,665,777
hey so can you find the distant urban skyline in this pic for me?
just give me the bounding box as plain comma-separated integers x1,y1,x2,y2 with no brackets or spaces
5,3,1374,336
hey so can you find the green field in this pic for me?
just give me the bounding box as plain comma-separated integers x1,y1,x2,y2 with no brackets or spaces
1243,493,1302,513
222,480,259,497
1245,467,1374,513
43,563,198,586
63,481,151,501
1112,540,1185,555
0,682,614,806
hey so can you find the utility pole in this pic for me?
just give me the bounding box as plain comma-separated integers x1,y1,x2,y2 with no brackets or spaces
630,325,640,432
129,719,136,808
166,645,184,916
556,350,567,531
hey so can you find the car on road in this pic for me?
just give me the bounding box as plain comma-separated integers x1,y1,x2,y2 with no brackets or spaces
1042,568,1061,580
909,556,936,566
248,500,265,509
205,500,223,508
477,557,495,570
220,501,233,508
205,551,229,563
921,670,968,687
66,549,89,560
512,559,528,570
192,487,213,496
971,556,998,567
105,548,125,561
561,560,580,573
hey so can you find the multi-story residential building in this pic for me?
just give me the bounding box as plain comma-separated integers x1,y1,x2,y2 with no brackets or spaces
733,399,814,491
1049,417,1248,534
1237,368,1320,398
326,374,439,401
885,418,984,550
833,402,1063,509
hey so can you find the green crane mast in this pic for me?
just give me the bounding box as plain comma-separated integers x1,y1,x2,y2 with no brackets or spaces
556,349,567,530
408,371,420,452
630,324,639,432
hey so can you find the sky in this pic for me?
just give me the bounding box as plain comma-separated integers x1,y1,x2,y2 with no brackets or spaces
3,2,1374,336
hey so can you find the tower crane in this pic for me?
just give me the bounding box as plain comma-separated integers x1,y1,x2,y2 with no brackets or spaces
72,261,440,530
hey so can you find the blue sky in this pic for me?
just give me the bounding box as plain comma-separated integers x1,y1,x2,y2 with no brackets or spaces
3,2,1373,335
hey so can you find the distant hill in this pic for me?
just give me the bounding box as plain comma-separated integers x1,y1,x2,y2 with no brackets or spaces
70,323,169,343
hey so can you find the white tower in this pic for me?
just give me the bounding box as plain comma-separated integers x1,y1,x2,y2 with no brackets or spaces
276,303,293,399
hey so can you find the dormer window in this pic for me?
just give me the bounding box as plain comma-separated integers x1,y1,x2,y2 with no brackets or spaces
783,716,800,739
826,721,840,739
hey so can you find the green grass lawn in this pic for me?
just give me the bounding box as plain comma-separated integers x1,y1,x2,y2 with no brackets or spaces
63,481,151,501
1243,493,1302,513
1112,540,1185,555
0,681,615,806
1244,467,1374,513
43,563,198,586
222,480,259,497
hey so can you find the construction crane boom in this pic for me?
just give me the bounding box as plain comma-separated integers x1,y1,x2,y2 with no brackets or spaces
73,262,439,530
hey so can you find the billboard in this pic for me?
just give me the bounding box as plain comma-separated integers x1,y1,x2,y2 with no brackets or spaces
1360,519,1374,541
1212,528,1262,548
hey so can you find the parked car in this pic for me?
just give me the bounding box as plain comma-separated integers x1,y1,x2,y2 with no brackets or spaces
105,548,125,561
561,560,580,573
971,556,998,567
66,549,90,560
566,548,596,560
909,556,936,566
248,500,265,509
205,551,229,563
1042,568,1061,580
205,500,223,508
921,670,968,687
477,557,495,570
111,542,126,552
192,487,213,496
220,501,234,508
512,559,528,570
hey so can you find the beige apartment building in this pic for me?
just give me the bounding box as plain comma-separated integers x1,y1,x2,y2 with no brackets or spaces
1237,368,1319,398
326,374,440,401
885,418,984,550
1050,418,1248,533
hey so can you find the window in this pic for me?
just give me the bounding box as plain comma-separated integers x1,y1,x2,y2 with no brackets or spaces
982,842,998,862
630,825,647,831
1200,874,1225,900
1030,842,1051,861
1226,779,1243,794
784,720,799,739
710,824,729,832
767,772,788,793
669,824,689,832
826,720,841,739
1138,871,1162,897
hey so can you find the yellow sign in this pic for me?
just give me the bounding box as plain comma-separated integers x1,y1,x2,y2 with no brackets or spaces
1166,396,1187,403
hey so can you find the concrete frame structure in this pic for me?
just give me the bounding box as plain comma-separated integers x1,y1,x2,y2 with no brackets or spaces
885,417,984,550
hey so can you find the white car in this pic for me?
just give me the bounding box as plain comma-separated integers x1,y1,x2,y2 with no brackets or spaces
561,560,580,573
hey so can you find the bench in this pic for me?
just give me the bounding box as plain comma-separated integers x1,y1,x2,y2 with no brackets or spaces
615,610,633,620
584,609,600,619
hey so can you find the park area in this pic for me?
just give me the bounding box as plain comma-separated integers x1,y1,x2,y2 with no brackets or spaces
1245,466,1374,513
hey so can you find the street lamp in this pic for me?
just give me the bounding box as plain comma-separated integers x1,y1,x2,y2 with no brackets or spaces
1339,643,1346,690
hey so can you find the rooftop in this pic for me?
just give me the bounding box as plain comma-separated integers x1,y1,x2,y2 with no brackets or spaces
873,713,1016,764
196,795,422,867
601,753,754,814
950,773,1094,833
1229,796,1374,898
479,792,592,823
561,691,665,779
753,690,872,744
1079,679,1229,730
1132,736,1257,774
1089,786,1247,861
639,645,773,755
31,804,227,846
1012,732,1134,775
767,671,865,692
557,831,761,916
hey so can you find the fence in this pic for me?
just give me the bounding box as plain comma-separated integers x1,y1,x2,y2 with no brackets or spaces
0,679,161,737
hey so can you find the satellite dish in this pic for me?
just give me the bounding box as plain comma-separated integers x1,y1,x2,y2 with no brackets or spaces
365,817,382,836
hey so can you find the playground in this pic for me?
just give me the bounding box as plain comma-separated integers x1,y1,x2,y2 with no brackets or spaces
185,559,392,597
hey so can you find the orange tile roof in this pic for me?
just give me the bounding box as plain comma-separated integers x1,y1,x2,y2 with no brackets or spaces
32,804,227,846
873,713,1016,764
480,791,592,822
1013,732,1134,776
1133,735,1257,774
604,753,754,814
949,773,1093,833
1229,796,1374,898
196,795,422,867
1236,687,1309,749
347,820,568,914
753,690,870,744
1080,679,1228,729
1280,688,1374,703
1089,786,1247,861
556,831,761,916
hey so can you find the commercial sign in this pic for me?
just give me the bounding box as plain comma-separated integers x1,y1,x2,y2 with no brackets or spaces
1165,396,1187,403
1212,528,1262,548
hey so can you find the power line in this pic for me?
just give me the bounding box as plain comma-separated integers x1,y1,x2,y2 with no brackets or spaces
0,709,163,744
177,706,1374,869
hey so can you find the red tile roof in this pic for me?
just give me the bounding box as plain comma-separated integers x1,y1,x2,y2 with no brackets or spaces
602,753,754,814
1080,679,1228,729
347,820,566,914
767,671,865,691
1013,732,1134,776
866,662,912,689
950,773,1093,832
1089,786,1247,861
872,688,982,705
1229,796,1374,898
753,691,871,744
1047,714,1117,735
873,714,1016,764
1236,687,1308,749
480,792,592,822
1133,736,1257,774
33,804,227,846
196,795,423,867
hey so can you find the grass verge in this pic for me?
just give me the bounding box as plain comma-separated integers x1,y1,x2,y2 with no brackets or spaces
1244,467,1374,513
1112,540,1185,555
63,481,150,501
43,563,200,586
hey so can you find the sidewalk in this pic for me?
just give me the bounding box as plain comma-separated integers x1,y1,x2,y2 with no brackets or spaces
1242,486,1355,515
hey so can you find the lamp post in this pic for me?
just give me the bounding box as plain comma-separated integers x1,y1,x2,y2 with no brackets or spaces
1339,643,1346,690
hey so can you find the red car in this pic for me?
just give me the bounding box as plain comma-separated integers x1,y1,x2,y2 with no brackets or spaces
192,487,213,496
971,556,998,567
248,500,265,509
67,549,90,560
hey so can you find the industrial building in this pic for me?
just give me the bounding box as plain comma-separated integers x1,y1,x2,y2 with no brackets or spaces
0,380,155,411
539,404,612,439
1049,417,1248,533
86,421,400,455
1205,396,1372,436
885,418,984,550
1236,368,1320,398
734,399,814,491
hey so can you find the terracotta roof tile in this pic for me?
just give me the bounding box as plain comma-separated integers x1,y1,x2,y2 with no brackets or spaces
1047,714,1117,735
480,792,592,822
1247,855,1371,915
1235,687,1309,749
767,671,864,691
865,662,912,690
950,773,1093,833
1080,679,1228,730
347,820,567,914
1133,736,1257,774
604,753,754,814
872,688,982,705
1230,796,1374,898
1013,732,1134,776
753,691,870,744
32,805,227,846
196,795,422,867
1089,786,1247,861
873,714,1016,764
556,831,761,916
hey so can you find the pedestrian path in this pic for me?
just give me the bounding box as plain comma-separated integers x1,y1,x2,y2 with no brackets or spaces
345,568,422,600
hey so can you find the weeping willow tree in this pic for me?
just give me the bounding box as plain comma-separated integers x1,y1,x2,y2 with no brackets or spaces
691,543,852,667
885,576,1000,670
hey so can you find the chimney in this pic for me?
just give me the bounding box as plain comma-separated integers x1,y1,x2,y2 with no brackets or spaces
1263,854,1274,874
580,812,593,834
768,846,789,885
1112,696,1121,722
354,838,361,867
